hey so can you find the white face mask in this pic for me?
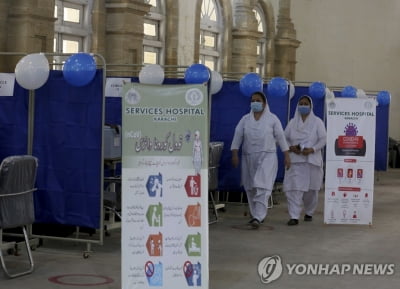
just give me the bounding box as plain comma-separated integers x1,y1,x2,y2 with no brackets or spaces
250,102,263,112
298,105,311,115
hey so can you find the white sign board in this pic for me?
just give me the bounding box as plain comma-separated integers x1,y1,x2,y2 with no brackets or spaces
324,98,376,225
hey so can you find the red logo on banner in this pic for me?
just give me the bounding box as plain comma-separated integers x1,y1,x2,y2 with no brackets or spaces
338,187,361,192
185,175,201,197
185,203,201,227
146,232,163,256
338,136,364,149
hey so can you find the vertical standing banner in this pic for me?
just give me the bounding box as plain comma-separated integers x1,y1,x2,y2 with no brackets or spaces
324,98,376,225
121,83,209,289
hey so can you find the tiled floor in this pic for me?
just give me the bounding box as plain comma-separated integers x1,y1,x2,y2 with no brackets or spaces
1,169,400,289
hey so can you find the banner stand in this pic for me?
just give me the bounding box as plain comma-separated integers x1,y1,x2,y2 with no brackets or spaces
324,98,376,225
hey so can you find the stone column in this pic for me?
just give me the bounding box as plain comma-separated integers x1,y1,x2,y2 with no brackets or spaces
0,0,10,71
164,0,179,77
274,0,300,80
105,0,150,76
231,0,262,74
264,37,276,80
5,0,55,71
91,0,106,58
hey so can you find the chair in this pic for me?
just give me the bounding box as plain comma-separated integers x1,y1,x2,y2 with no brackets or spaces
103,158,122,236
208,142,225,224
0,155,38,278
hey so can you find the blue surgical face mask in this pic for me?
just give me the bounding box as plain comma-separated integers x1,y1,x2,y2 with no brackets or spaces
250,102,264,112
298,105,311,115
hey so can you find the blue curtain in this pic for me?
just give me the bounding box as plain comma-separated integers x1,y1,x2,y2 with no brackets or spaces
210,81,245,191
2,73,388,228
0,84,28,158
32,70,103,228
375,104,389,171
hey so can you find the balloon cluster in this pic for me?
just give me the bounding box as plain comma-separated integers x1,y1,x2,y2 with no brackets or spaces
377,90,391,106
239,75,293,99
183,63,223,95
340,85,357,98
309,82,326,99
239,73,262,98
209,70,223,95
15,53,50,90
288,81,295,99
63,53,97,87
15,52,97,90
356,89,366,98
325,87,335,100
184,64,210,84
267,77,288,98
329,85,391,106
17,55,390,108
139,64,164,85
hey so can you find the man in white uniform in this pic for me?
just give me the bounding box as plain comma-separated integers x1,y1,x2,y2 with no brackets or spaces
231,91,290,229
283,95,326,225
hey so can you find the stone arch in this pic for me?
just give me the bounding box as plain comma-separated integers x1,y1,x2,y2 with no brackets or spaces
193,0,232,72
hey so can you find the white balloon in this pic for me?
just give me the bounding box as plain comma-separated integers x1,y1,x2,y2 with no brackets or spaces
325,87,334,99
15,53,49,90
139,64,164,85
210,70,223,94
356,88,366,98
289,81,295,99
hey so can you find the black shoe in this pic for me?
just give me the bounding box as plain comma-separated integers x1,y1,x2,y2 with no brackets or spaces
304,215,313,222
248,217,264,224
247,218,257,225
287,219,299,226
251,219,261,229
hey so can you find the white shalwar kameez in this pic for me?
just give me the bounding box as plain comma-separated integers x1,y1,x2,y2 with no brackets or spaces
283,100,326,220
231,107,288,222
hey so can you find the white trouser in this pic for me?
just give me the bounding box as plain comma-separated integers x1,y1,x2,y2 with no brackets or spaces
285,190,318,219
246,188,271,221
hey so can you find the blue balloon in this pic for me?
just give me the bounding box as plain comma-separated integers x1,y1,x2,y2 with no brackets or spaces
341,85,357,98
239,73,263,97
63,53,96,87
308,82,326,99
267,77,288,98
184,64,210,84
377,90,391,106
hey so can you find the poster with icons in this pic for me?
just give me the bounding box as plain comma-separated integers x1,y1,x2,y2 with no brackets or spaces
324,97,376,225
121,83,209,289
105,77,131,97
